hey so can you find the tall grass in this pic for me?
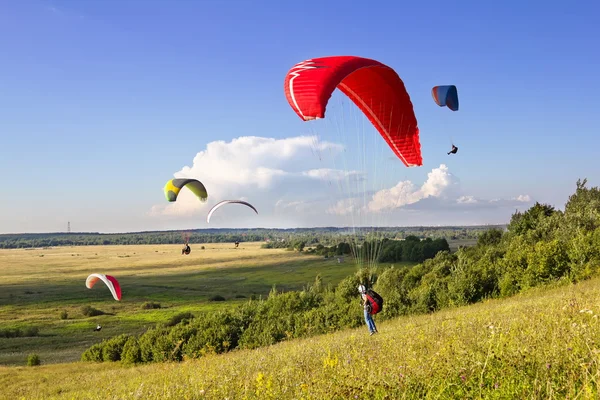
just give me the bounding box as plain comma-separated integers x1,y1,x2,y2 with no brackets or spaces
2,275,599,399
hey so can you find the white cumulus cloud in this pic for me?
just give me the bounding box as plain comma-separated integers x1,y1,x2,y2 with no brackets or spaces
149,135,347,223
149,135,535,227
515,194,531,202
368,164,459,212
457,195,478,204
327,164,461,216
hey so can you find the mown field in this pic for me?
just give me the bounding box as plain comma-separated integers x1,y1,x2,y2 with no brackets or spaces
0,242,402,366
1,270,599,399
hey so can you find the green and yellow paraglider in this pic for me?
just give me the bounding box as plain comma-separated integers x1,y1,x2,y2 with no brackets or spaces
163,178,208,202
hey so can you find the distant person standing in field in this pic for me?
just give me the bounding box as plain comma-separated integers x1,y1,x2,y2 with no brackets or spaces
358,284,378,335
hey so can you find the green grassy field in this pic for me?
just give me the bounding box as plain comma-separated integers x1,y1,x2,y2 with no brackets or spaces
1,269,599,398
1,242,401,366
447,238,478,251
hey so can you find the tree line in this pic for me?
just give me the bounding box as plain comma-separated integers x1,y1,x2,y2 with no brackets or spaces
0,226,495,249
290,236,451,264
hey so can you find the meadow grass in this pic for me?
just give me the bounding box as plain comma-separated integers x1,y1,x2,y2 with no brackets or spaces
0,242,386,365
1,273,599,399
447,238,477,251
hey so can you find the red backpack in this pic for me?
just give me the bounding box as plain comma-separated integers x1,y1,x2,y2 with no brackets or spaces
366,289,383,315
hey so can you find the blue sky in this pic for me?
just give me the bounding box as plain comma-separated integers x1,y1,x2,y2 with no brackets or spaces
1,0,599,233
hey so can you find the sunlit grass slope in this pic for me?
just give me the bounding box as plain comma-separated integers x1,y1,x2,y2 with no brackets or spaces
2,275,599,399
0,243,369,365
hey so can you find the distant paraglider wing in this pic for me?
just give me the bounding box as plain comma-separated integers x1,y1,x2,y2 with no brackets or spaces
164,179,208,202
284,55,422,167
206,200,258,223
86,273,122,301
431,85,459,111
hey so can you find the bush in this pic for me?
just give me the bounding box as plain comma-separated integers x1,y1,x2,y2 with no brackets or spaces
209,295,226,302
21,326,39,337
0,326,39,338
166,312,195,327
81,343,104,362
478,228,504,246
81,335,132,363
141,302,161,310
141,328,182,362
27,353,40,366
102,334,130,362
60,310,68,320
184,306,256,359
137,327,168,362
0,328,20,338
81,305,104,317
373,266,410,318
238,290,323,350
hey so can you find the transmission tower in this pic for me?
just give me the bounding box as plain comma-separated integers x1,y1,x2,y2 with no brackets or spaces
67,221,71,233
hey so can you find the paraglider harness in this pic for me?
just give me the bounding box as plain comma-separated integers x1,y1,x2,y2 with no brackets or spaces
181,232,191,255
364,289,384,315
448,144,458,155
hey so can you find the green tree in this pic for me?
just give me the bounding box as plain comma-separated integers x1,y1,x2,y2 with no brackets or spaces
508,202,556,236
564,178,600,231
477,228,504,246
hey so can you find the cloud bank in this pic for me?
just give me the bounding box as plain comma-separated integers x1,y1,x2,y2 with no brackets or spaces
149,135,534,227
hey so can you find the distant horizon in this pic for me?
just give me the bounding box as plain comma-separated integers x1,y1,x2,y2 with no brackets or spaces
0,223,508,237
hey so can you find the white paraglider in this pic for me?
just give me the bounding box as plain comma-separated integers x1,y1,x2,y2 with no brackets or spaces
206,200,258,223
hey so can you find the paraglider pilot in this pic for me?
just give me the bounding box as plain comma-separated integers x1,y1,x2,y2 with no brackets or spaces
448,144,458,155
359,284,378,335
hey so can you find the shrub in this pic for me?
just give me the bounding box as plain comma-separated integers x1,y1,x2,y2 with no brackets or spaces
166,312,195,327
141,302,161,310
138,327,168,362
27,353,40,366
102,334,130,362
81,343,104,362
0,328,20,338
0,326,39,338
60,310,68,320
209,295,226,302
21,326,39,337
81,305,104,317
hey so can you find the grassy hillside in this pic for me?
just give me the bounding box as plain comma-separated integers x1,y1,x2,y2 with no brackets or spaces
1,275,598,399
1,242,394,365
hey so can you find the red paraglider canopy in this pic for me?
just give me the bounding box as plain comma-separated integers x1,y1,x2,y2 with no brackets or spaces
284,56,422,167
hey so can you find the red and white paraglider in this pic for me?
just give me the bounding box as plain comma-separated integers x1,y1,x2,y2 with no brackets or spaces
85,273,122,301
